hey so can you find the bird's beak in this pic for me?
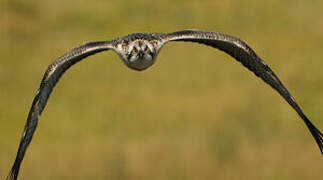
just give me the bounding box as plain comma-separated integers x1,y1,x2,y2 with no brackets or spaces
138,51,144,58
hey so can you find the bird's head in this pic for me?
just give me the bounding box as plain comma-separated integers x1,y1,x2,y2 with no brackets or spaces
117,39,158,71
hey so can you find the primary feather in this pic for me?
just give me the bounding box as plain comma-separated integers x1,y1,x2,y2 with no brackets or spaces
7,30,322,180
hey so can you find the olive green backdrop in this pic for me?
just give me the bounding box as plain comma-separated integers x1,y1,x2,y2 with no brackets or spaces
1,0,322,179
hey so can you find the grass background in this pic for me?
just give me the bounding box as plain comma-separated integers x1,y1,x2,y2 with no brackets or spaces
1,0,322,179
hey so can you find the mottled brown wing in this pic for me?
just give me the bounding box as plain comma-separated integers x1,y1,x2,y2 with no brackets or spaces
163,29,322,154
7,41,115,180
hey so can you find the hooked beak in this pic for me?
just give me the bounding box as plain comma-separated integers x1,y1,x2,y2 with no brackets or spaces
138,51,144,59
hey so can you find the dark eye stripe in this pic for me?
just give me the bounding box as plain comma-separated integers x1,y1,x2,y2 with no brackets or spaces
127,53,133,59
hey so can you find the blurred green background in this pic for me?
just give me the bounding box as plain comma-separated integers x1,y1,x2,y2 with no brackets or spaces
1,0,322,179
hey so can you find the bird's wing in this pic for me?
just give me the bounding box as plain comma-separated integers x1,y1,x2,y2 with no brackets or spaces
162,29,323,154
7,41,116,180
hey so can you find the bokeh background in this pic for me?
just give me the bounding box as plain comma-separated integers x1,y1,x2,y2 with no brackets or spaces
1,0,322,179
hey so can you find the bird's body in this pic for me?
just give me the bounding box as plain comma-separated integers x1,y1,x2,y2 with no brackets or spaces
6,30,323,180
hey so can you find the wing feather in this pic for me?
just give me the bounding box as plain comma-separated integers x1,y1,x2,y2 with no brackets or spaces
163,30,323,154
6,41,114,180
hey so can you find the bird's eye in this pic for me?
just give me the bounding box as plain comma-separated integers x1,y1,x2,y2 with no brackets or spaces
131,47,138,54
144,46,150,53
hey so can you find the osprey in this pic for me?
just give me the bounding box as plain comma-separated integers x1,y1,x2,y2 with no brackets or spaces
7,30,323,180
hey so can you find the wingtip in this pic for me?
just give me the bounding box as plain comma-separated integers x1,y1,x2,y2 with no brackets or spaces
6,155,21,180
303,118,323,155
6,168,17,180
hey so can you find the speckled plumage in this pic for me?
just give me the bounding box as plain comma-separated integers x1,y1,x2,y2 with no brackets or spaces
7,29,323,180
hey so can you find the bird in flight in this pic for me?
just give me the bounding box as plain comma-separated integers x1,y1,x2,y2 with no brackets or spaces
7,29,323,180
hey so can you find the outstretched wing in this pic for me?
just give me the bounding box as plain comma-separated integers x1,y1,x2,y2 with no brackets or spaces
162,29,323,154
7,41,115,180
